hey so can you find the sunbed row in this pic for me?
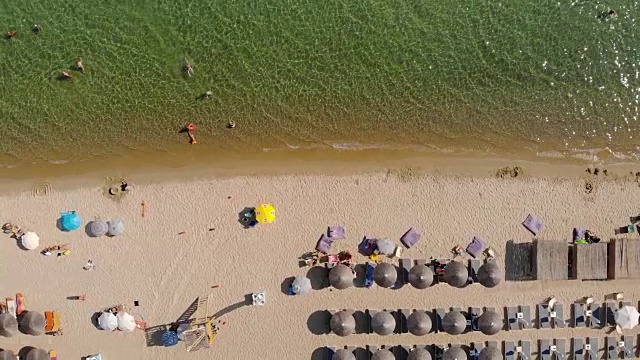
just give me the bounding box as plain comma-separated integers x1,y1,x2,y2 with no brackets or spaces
324,337,637,360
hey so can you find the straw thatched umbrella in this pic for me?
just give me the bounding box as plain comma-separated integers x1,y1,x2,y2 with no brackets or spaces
615,305,640,329
480,346,502,360
372,311,396,335
330,311,355,337
19,311,45,335
0,349,17,360
444,261,468,288
88,220,109,237
478,310,502,335
408,348,432,360
25,348,49,360
372,349,395,360
477,262,502,288
409,264,434,289
376,239,395,255
373,262,397,288
0,313,18,337
444,346,467,360
407,311,432,336
329,264,353,290
291,276,312,295
333,349,356,360
107,219,125,236
442,310,466,335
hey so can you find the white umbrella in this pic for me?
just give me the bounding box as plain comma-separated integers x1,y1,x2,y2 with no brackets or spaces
291,276,311,295
376,238,395,255
98,312,117,331
615,305,640,330
21,232,40,250
116,312,136,332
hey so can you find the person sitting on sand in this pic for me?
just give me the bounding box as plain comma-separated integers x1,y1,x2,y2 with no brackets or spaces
74,59,84,73
120,181,132,192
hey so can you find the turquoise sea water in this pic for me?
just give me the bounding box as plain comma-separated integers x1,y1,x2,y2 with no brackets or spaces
0,0,639,167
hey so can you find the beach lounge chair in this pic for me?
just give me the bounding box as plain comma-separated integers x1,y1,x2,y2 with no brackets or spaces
522,214,544,235
401,258,412,285
400,309,411,334
574,339,584,360
86,355,102,360
470,307,481,331
585,338,598,360
316,235,333,254
605,302,616,327
435,308,445,333
551,304,566,328
507,306,518,330
538,304,550,328
326,346,336,360
16,293,25,315
606,337,618,360
5,298,16,317
469,259,482,284
588,302,601,328
622,336,634,359
367,309,378,334
466,237,485,258
45,311,60,334
364,263,375,288
519,305,532,329
400,227,421,248
555,339,566,360
49,350,57,360
540,340,552,360
327,226,345,240
505,341,516,360
573,303,586,327
470,342,484,360
520,340,531,360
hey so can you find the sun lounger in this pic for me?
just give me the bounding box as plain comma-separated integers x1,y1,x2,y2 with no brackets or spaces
328,226,345,240
552,304,566,328
538,304,550,328
365,263,375,288
367,309,378,334
505,341,516,360
326,346,336,360
401,258,412,285
519,305,532,329
574,338,584,360
466,236,485,258
522,214,544,235
623,336,634,359
470,307,481,331
49,350,57,360
555,339,566,360
606,337,618,360
540,340,552,360
316,235,333,254
588,302,601,328
45,311,60,334
573,303,586,327
585,338,599,360
470,342,483,360
605,302,616,327
16,293,25,315
507,306,518,330
5,298,16,317
469,259,482,284
435,308,445,333
520,340,531,360
401,227,421,248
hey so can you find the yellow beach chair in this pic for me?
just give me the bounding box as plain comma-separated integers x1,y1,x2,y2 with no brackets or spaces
16,293,25,315
49,349,58,360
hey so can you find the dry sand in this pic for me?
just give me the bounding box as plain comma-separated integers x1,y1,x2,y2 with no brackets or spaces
1,162,640,359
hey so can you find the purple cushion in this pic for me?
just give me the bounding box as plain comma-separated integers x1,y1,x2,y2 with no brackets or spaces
400,227,421,248
327,226,345,240
466,236,485,258
315,234,333,253
522,214,544,236
358,237,376,256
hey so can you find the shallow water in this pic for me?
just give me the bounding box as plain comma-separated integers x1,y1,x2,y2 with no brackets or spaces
0,0,639,168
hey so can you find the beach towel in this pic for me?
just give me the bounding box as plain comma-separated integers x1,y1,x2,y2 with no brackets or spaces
358,237,376,256
573,228,586,241
400,227,421,248
315,235,333,254
327,226,345,240
522,214,544,235
466,236,485,258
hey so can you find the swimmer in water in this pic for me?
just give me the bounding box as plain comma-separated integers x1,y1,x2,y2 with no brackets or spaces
6,31,16,39
184,63,194,77
60,71,72,80
74,59,84,73
598,9,617,20
33,24,42,33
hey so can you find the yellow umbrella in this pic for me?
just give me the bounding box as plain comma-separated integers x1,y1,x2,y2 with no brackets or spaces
255,204,276,224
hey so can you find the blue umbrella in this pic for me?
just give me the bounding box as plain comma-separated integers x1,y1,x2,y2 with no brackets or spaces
161,330,179,347
60,212,81,231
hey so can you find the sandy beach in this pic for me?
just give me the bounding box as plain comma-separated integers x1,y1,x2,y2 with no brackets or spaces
1,157,640,359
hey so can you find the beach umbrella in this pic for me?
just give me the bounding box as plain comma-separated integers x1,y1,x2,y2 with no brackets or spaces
88,220,108,237
372,349,395,360
161,330,179,347
332,349,356,360
408,348,432,360
25,349,48,360
330,311,355,337
60,211,81,231
116,312,136,332
255,204,276,224
0,350,17,360
615,305,640,330
442,310,466,335
291,276,312,295
444,261,468,288
372,311,396,335
329,264,353,290
477,262,503,288
373,262,397,288
0,313,18,337
98,312,118,331
407,311,432,336
444,346,467,360
18,311,45,335
376,238,395,255
478,310,502,335
21,232,39,250
480,346,502,360
107,219,125,236
409,264,434,289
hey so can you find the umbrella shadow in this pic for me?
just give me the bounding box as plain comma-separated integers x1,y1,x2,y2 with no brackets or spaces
353,264,366,288
144,324,168,347
15,238,29,251
91,312,102,330
307,310,330,335
237,207,256,229
56,218,64,231
306,266,329,290
310,347,326,360
18,347,35,359
281,277,294,295
353,310,369,334
175,298,199,324
84,222,96,237
211,295,252,319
